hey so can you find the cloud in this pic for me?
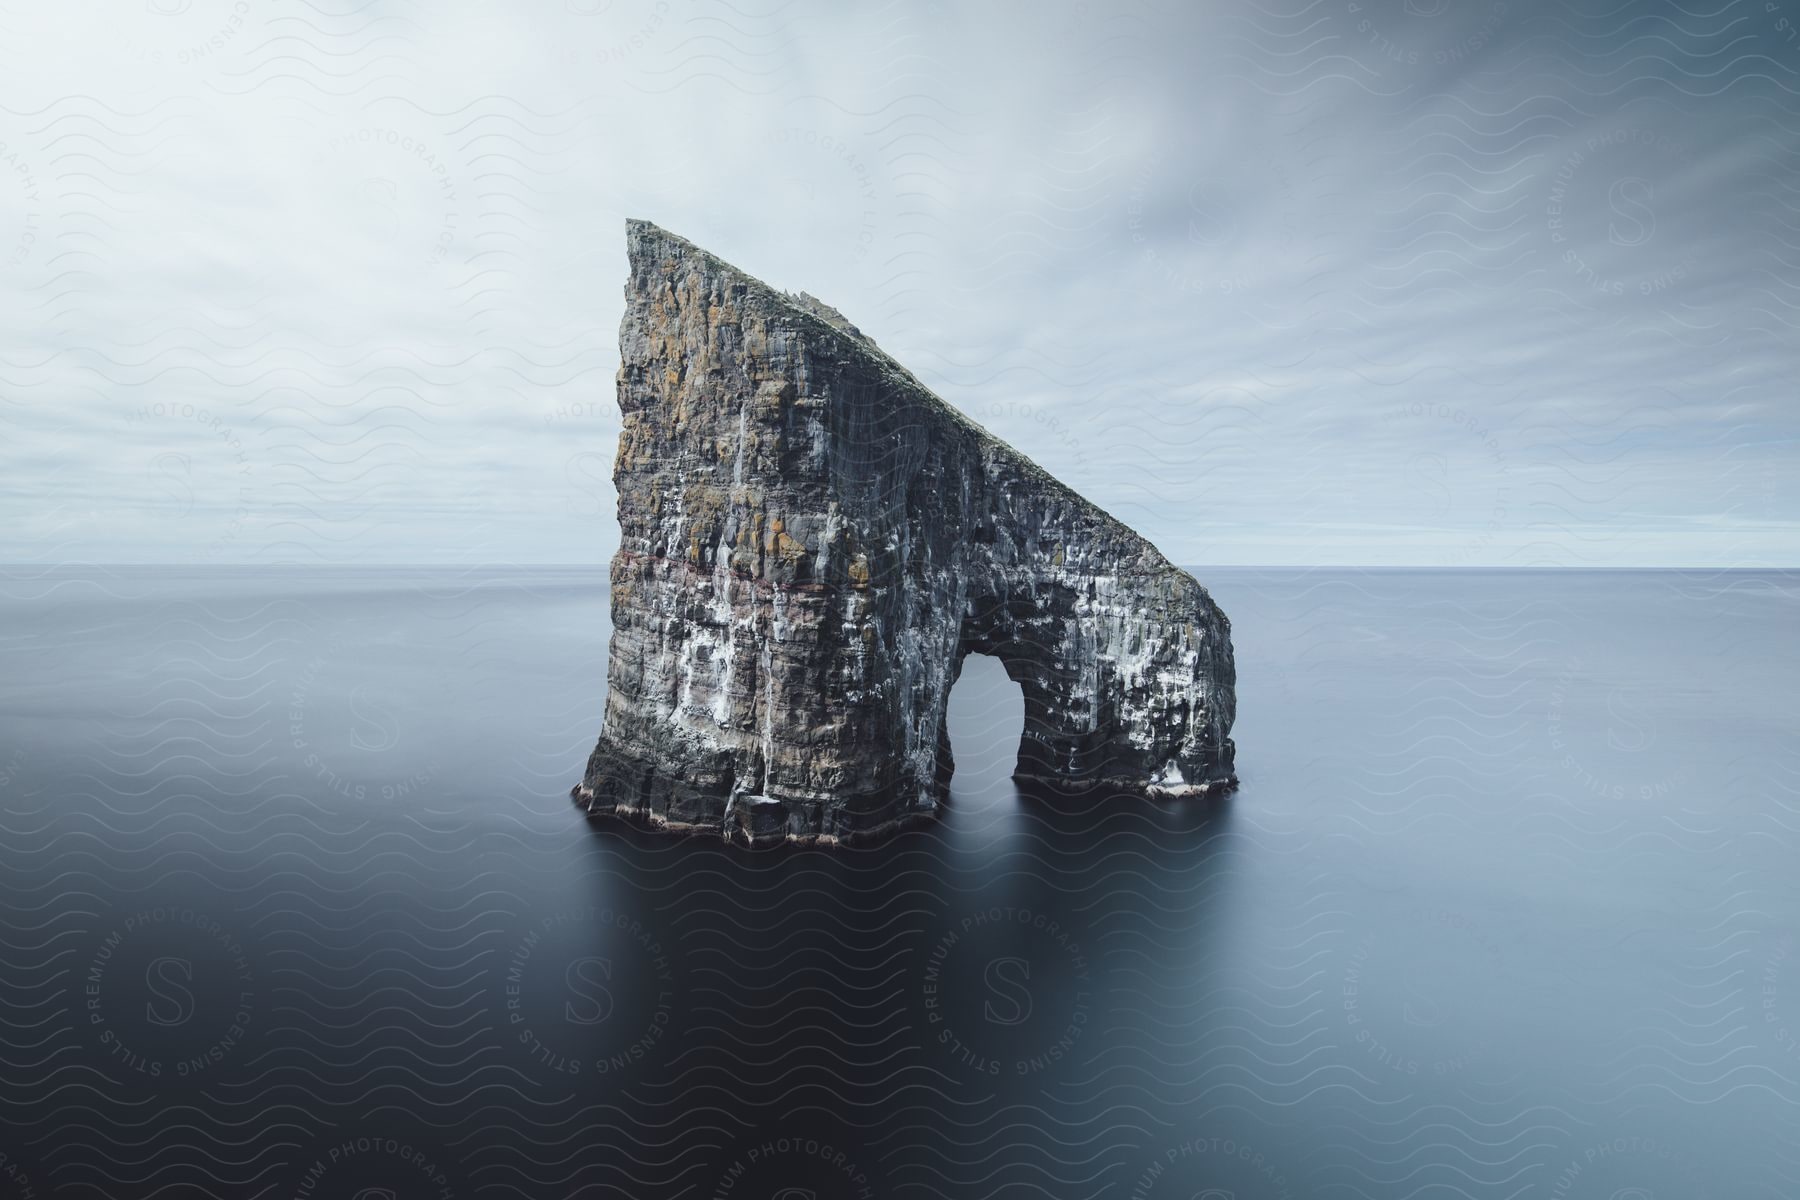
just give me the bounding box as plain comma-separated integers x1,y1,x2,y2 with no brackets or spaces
0,0,1792,566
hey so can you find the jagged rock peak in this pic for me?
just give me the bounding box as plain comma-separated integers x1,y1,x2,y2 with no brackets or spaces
576,219,1236,845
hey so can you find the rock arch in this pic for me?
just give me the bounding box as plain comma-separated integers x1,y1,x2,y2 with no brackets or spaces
574,221,1236,845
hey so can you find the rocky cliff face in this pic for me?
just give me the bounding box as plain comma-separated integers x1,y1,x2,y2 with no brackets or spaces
574,221,1236,845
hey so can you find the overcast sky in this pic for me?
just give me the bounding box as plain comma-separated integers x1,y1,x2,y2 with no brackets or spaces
1,0,1795,566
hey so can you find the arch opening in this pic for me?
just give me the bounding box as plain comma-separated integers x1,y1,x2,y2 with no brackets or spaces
941,651,1025,801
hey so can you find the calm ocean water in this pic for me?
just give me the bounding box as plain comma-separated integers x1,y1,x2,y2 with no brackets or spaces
1,566,1795,1198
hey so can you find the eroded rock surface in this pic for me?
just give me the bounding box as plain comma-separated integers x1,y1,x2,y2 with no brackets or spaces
574,220,1236,844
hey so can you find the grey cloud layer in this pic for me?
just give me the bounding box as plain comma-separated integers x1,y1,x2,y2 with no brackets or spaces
0,0,1794,565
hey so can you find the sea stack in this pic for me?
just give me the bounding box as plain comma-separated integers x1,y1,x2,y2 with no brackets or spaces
574,220,1237,845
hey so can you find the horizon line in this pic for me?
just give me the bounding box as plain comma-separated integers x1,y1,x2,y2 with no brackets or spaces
3,562,1795,572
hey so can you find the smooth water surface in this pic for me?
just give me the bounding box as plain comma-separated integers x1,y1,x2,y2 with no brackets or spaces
1,567,1796,1198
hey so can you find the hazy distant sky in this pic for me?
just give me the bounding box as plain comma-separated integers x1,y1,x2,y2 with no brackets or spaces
1,0,1795,566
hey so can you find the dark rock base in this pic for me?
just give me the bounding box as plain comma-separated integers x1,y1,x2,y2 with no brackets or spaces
572,752,1239,848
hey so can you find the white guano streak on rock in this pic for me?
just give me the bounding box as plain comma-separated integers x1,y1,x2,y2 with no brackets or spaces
732,400,749,488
